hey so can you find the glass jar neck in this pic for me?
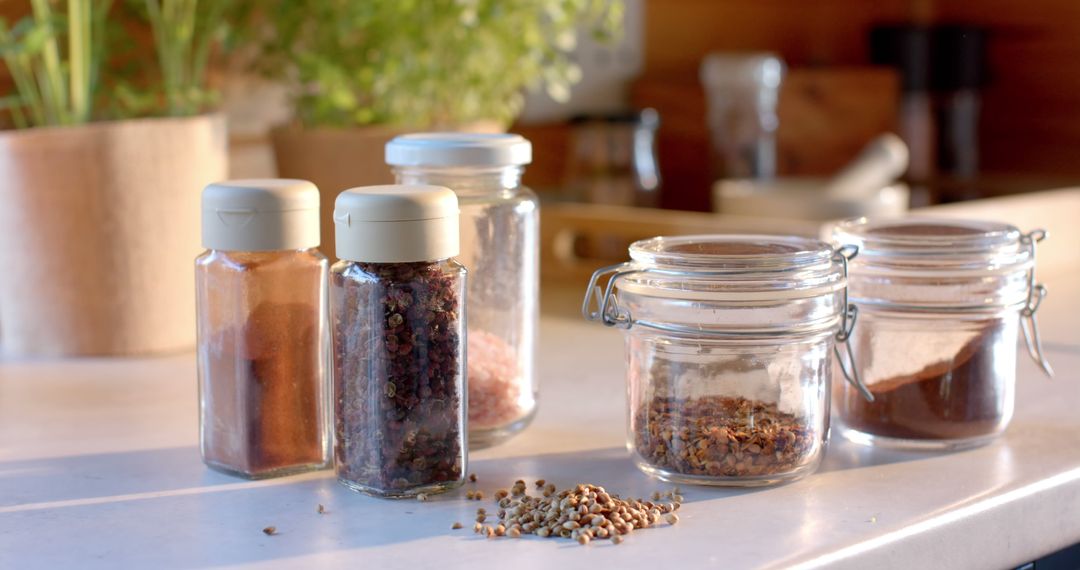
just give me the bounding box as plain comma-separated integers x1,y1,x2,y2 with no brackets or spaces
393,165,523,197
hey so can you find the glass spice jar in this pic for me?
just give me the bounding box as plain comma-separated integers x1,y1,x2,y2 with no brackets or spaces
583,235,871,487
832,217,1053,450
387,133,538,448
331,185,467,498
196,179,330,479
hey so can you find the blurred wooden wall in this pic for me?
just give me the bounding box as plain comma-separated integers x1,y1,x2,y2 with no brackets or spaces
935,0,1080,176
630,0,1080,209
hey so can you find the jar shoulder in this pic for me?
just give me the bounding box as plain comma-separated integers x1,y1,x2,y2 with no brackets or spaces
331,259,466,283
197,249,327,274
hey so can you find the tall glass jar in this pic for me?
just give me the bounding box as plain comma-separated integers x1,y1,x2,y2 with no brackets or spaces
832,217,1053,450
196,179,330,479
583,235,870,486
387,133,538,448
331,185,467,498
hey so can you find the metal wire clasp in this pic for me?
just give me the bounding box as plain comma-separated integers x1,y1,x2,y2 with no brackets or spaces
582,262,637,328
833,244,874,402
1020,229,1054,378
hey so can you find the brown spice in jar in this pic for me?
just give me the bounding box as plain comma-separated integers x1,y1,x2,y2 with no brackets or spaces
634,396,818,478
202,300,326,477
333,261,464,494
840,323,1008,441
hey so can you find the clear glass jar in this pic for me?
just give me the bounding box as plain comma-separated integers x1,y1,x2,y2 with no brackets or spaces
331,185,467,498
387,134,538,448
832,217,1052,450
583,235,868,486
196,180,330,479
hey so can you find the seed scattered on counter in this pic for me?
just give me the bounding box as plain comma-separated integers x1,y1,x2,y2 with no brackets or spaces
494,489,509,500
416,493,429,502
477,507,486,515
262,526,277,536
673,494,685,503
469,473,478,483
535,479,546,488
474,522,483,533
651,491,662,500
474,491,485,501
612,535,624,545
317,504,326,514
466,490,476,500
451,522,463,530
476,514,486,523
466,481,677,545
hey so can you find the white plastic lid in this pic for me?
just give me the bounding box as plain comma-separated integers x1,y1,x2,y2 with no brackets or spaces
201,179,320,251
385,133,532,167
334,185,459,263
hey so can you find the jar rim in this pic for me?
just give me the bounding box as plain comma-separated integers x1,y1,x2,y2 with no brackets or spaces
832,216,1032,275
834,217,1020,252
628,234,833,271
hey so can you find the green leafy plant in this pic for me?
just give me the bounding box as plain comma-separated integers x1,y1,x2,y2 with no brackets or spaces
0,0,241,128
0,0,112,127
131,0,244,116
256,0,624,128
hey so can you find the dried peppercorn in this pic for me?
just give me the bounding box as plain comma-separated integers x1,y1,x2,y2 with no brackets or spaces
330,185,467,499
333,261,466,497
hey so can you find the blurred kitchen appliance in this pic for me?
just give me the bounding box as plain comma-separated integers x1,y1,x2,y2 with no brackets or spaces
564,108,661,207
700,52,786,181
933,25,987,201
871,25,934,202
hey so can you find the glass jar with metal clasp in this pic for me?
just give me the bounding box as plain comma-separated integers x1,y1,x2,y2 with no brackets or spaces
832,217,1053,450
582,235,872,486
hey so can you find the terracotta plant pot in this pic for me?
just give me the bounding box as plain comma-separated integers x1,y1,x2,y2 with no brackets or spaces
272,122,502,260
0,114,228,357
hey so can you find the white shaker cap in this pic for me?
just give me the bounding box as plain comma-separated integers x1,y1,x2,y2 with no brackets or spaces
201,179,320,251
385,133,532,167
334,185,459,263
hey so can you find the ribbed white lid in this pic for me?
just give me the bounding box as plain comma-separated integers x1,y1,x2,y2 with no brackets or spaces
334,185,459,263
385,133,532,167
201,179,320,251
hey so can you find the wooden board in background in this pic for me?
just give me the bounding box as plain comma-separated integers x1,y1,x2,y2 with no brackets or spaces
631,67,899,211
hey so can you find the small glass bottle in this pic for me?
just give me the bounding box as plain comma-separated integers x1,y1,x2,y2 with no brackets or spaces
196,179,330,479
832,217,1053,450
583,235,870,486
387,134,538,449
331,184,467,498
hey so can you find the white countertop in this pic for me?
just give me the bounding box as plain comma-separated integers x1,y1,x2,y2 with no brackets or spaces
2,277,1079,570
